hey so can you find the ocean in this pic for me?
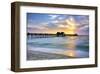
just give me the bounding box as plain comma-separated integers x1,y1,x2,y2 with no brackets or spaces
27,36,89,60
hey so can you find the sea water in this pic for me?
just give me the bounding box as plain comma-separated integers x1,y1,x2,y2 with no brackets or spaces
27,36,89,59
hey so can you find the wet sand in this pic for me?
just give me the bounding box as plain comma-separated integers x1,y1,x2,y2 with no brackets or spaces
27,50,68,60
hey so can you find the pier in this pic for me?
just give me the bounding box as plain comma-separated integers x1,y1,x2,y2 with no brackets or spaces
27,32,78,38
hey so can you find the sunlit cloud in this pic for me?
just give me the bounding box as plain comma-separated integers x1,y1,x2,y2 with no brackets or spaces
48,15,59,19
58,17,65,20
51,20,59,23
79,25,89,30
57,24,65,28
27,13,89,35
63,16,78,34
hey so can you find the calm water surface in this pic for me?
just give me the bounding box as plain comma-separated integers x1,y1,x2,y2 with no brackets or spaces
27,36,89,58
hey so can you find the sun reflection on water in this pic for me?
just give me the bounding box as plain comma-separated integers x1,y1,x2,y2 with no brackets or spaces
63,36,77,57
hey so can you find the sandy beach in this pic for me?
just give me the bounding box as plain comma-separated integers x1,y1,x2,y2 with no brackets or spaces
27,50,68,60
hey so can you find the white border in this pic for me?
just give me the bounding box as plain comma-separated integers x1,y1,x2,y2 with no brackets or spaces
20,6,95,68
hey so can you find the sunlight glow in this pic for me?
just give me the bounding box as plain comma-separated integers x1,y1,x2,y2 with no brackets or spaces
65,17,77,34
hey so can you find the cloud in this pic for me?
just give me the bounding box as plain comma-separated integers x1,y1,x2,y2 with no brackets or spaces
57,24,68,28
51,20,59,23
77,25,89,35
79,19,89,25
27,15,89,35
57,17,65,20
47,16,78,29
27,23,49,30
48,15,59,19
77,16,89,28
27,24,49,33
65,16,78,26
79,25,89,30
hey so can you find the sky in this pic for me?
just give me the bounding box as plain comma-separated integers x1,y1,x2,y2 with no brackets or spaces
27,13,89,35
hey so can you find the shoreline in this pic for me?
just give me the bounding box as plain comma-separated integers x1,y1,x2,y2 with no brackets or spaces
27,50,68,60
27,46,89,60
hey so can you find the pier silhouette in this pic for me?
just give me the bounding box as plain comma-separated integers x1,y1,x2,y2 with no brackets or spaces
27,32,78,38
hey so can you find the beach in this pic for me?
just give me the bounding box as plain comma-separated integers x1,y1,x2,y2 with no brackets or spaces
27,50,68,60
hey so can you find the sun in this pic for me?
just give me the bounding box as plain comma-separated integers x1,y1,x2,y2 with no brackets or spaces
65,17,77,34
